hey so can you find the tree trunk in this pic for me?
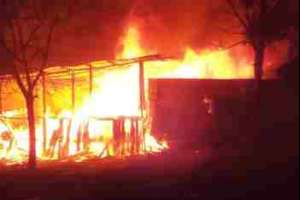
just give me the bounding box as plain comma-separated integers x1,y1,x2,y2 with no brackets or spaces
26,93,37,169
253,42,266,141
254,43,266,82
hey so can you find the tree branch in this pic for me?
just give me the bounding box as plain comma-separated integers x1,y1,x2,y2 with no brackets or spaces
15,19,32,89
9,20,18,57
28,46,42,64
226,39,249,50
0,38,24,65
226,0,249,31
23,23,43,50
12,65,28,96
32,20,57,87
217,25,244,35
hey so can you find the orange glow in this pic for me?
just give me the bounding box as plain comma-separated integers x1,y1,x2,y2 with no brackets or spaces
120,24,145,58
0,23,254,165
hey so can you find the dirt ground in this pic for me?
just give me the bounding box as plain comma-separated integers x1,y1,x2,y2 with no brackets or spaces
0,148,298,200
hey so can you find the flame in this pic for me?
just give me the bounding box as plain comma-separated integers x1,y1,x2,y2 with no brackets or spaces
1,23,254,165
121,24,145,58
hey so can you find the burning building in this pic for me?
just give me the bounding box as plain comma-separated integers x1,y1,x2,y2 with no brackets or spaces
1,13,295,167
0,2,298,200
0,21,257,165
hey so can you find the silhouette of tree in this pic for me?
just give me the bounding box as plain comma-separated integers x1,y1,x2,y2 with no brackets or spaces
0,0,68,169
225,0,294,81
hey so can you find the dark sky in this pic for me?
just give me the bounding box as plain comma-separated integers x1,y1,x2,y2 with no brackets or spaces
49,0,215,65
50,0,135,65
48,0,241,66
0,0,299,68
50,0,299,66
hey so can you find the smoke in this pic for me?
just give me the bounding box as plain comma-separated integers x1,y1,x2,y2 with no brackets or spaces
50,0,229,65
125,0,226,55
126,0,292,73
48,0,292,71
50,0,136,66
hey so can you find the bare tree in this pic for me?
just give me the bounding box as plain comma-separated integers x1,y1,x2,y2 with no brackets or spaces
225,0,292,81
0,0,67,169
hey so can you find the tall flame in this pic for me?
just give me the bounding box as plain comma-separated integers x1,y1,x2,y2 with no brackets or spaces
121,25,145,58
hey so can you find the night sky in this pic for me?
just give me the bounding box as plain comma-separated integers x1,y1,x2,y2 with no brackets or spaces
49,0,221,66
0,0,299,68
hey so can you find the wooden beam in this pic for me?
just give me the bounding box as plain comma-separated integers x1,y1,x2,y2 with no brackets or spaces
89,64,94,97
139,61,146,115
0,81,2,114
42,72,47,154
71,70,76,114
139,61,146,151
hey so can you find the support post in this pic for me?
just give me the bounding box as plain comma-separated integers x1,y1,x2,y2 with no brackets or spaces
139,61,146,113
77,123,82,152
42,72,47,154
82,121,90,151
139,61,146,151
130,118,139,154
89,64,94,97
0,81,2,115
87,64,93,147
64,118,72,156
113,119,120,155
71,71,76,115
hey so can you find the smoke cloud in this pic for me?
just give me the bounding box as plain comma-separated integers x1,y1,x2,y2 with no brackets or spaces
48,0,292,70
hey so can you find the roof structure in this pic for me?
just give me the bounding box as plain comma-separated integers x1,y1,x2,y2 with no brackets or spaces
0,54,170,81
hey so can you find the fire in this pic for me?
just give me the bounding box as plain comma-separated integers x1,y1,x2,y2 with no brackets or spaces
0,23,253,166
121,24,145,58
143,48,253,79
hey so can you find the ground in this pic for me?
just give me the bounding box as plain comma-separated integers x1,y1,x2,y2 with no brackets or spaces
0,147,298,200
